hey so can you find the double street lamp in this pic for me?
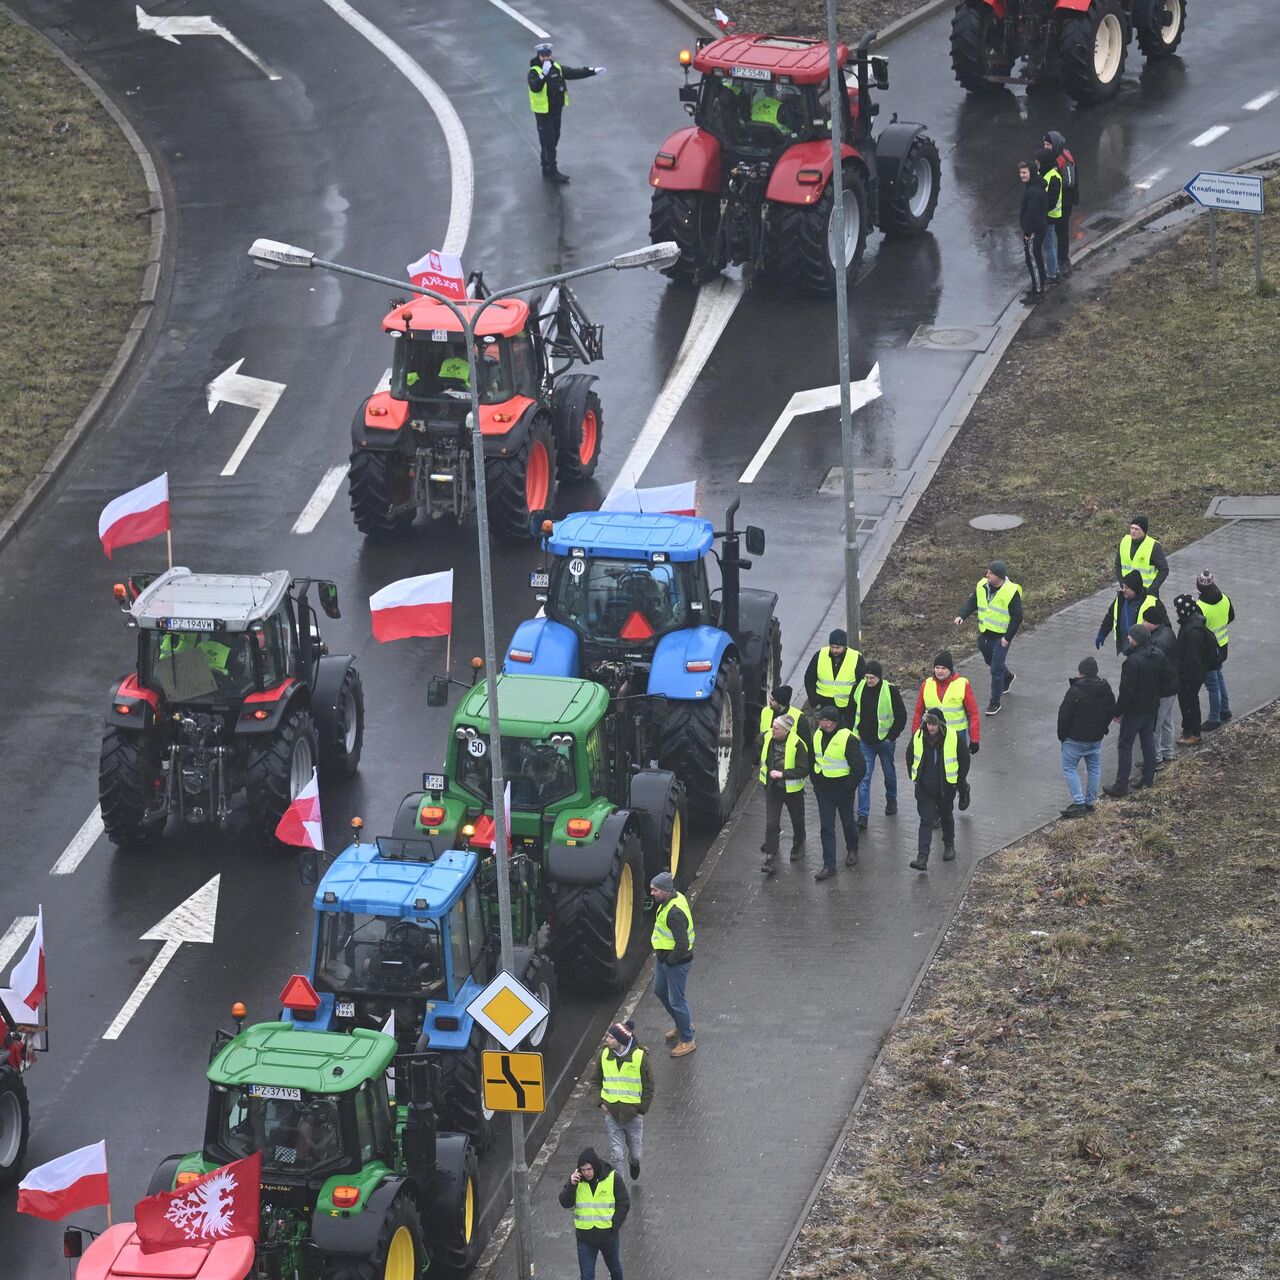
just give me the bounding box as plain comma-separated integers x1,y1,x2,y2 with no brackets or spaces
249,235,679,1279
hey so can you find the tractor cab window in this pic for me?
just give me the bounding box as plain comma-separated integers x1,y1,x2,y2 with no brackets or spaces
463,882,486,971
585,726,609,797
315,911,445,998
508,335,539,397
354,1083,393,1164
698,76,813,154
392,333,511,405
143,630,258,704
448,899,470,990
457,736,576,809
548,557,691,645
213,1088,346,1175
255,619,286,688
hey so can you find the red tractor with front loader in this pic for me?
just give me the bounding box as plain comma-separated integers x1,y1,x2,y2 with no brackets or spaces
649,31,941,295
950,0,1188,105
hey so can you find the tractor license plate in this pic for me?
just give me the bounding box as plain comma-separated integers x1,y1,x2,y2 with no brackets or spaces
423,773,446,793
529,572,550,589
732,65,771,80
249,1084,301,1101
165,617,217,631
334,1001,356,1019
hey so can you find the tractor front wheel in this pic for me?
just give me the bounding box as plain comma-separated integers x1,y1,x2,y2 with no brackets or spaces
950,0,1014,92
0,1071,30,1186
326,1192,425,1280
99,726,166,848
649,189,724,287
349,448,414,538
879,133,942,237
522,950,556,1047
486,415,557,541
423,1137,481,1276
659,657,745,830
1060,0,1128,105
320,664,364,780
764,167,869,296
439,1029,496,1154
556,389,603,484
245,706,319,843
1136,0,1186,58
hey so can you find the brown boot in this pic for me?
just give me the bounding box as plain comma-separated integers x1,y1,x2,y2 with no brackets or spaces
670,1040,697,1058
664,1027,678,1043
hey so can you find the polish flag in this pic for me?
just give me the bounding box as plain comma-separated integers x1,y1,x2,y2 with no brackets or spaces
370,570,453,642
17,1141,110,1220
407,248,466,301
713,8,736,31
275,768,323,850
98,474,170,560
600,481,698,517
2,907,46,1021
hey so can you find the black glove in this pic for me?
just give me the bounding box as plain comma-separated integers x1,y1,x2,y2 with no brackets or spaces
969,741,980,755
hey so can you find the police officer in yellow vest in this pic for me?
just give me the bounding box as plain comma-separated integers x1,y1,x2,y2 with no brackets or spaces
759,714,810,877
1195,569,1235,729
528,39,604,184
649,871,696,1057
559,1146,630,1280
1114,515,1168,596
905,708,970,871
811,705,866,881
591,1020,654,1183
803,629,866,727
1097,570,1160,654
954,560,1023,716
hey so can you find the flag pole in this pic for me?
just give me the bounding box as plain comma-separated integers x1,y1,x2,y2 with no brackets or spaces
165,529,173,570
104,1141,112,1227
445,626,452,676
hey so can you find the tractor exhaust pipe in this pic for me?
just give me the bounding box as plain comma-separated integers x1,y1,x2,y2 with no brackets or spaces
720,498,742,640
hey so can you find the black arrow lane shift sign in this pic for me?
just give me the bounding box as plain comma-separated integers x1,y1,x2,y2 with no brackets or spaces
500,1054,526,1108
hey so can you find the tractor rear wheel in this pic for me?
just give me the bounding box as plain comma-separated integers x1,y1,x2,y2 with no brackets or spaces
649,189,723,286
764,167,869,297
439,1029,495,1154
950,0,1014,92
879,133,942,237
752,616,783,733
1060,0,1128,104
320,664,364,780
423,1136,481,1276
326,1191,425,1280
0,1071,30,1186
245,706,319,843
522,951,556,1047
486,415,557,541
349,448,414,538
99,726,166,848
1136,0,1185,58
549,829,646,992
659,656,745,830
629,770,688,888
556,389,603,484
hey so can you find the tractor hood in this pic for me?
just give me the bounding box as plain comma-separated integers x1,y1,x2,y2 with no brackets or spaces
315,844,477,917
208,1023,395,1094
455,672,607,737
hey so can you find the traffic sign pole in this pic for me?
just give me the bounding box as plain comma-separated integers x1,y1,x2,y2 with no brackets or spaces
1209,208,1218,290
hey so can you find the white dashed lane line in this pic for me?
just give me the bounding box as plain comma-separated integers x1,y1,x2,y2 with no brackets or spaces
1190,124,1230,148
1135,167,1168,191
49,808,105,876
483,0,549,39
0,916,36,971
293,465,349,534
1244,89,1279,111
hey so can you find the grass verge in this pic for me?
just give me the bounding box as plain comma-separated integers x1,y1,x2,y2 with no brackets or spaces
782,703,1280,1278
727,1,927,40
0,13,150,516
860,176,1280,681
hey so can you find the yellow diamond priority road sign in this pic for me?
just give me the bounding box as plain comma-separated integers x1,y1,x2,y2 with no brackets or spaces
481,1050,546,1113
466,970,549,1051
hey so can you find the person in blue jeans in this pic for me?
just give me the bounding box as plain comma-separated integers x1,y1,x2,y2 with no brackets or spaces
852,661,907,829
559,1147,629,1280
1056,656,1116,817
649,872,696,1057
1195,570,1235,728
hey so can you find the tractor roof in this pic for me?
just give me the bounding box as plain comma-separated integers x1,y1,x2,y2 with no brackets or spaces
548,511,715,562
456,673,609,737
130,567,292,631
382,296,530,338
694,33,848,85
315,845,477,917
208,1022,394,1093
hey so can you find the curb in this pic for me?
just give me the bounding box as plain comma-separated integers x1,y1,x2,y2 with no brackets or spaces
0,4,170,556
650,0,952,48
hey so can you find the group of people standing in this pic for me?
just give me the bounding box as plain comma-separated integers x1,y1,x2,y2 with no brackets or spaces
1020,129,1079,301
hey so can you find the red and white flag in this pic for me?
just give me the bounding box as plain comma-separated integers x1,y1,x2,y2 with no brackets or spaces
16,1141,110,1220
370,570,453,642
98,473,170,560
275,768,323,850
713,8,736,31
134,1151,261,1253
601,481,698,517
408,248,466,300
2,906,45,1021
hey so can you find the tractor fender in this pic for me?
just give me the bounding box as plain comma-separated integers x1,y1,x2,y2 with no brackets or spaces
352,393,410,450
503,617,579,676
872,120,932,221
232,678,307,736
733,587,781,692
311,1177,415,1256
479,396,541,459
647,627,734,700
310,654,357,753
765,139,863,206
650,126,721,194
976,0,1007,15
548,809,632,885
105,673,160,728
145,1154,187,1196
549,373,599,460
1053,0,1093,10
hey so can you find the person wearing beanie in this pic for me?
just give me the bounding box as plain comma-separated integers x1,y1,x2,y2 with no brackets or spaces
954,560,1024,715
1195,569,1235,728
810,704,866,881
591,1019,653,1184
1102,622,1171,798
1114,515,1168,596
649,872,696,1056
1173,591,1221,745
1096,570,1160,654
911,650,980,811
559,1146,630,1280
1056,656,1117,816
803,627,866,726
852,660,907,830
1141,601,1180,767
760,683,808,744
759,714,810,877
528,39,605,183
905,707,969,869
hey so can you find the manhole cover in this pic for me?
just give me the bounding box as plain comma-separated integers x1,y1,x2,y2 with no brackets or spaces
820,467,910,498
969,513,1024,531
908,324,998,353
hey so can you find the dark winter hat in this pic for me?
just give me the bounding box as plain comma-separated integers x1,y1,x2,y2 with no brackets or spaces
1145,600,1170,627
1196,569,1215,588
1129,514,1149,534
865,660,883,679
605,1020,634,1045
1126,623,1149,647
771,684,793,706
1174,593,1197,620
923,708,946,728
577,1147,601,1170
817,705,841,724
933,650,955,673
1078,657,1098,677
1121,570,1145,595
829,628,848,647
988,560,1008,579
649,871,675,893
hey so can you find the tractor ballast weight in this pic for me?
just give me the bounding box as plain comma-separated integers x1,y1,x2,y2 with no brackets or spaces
649,30,941,293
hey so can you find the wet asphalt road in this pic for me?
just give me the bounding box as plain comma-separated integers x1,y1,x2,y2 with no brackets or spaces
2,0,1278,1269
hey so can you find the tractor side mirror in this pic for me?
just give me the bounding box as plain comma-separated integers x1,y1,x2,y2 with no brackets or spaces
427,676,449,708
679,85,699,104
299,850,319,887
745,525,766,556
63,1228,84,1259
318,581,341,619
870,55,889,89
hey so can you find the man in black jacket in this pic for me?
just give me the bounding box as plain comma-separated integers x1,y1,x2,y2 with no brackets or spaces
810,705,866,881
1103,624,1171,797
1143,603,1180,766
1173,593,1221,745
1018,159,1048,302
905,708,970,870
1057,656,1116,817
528,40,604,182
559,1146,630,1280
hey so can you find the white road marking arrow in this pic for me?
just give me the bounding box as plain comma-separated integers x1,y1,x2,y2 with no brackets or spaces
209,358,287,476
135,5,281,79
103,876,220,1041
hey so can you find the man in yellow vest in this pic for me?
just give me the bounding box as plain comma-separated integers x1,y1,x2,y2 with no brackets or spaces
1195,569,1235,729
649,871,696,1057
911,651,979,811
803,629,866,727
905,708,970,870
559,1146,629,1280
954,560,1024,716
759,714,810,877
758,684,809,746
853,661,906,831
528,39,604,183
591,1020,653,1183
1040,153,1064,282
1113,515,1168,596
1096,571,1160,654
811,705,865,881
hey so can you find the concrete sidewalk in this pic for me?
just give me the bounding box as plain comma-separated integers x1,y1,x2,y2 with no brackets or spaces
479,517,1280,1280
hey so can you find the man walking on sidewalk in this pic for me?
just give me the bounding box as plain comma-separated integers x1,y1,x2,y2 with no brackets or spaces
1097,571,1160,654
759,714,809,876
649,872,696,1057
1143,603,1180,766
1114,515,1168,596
592,1020,653,1184
759,684,808,743
906,708,969,870
810,705,866,881
1056,656,1115,816
1173,593,1220,746
954,559,1023,715
1103,624,1170,797
559,1147,629,1280
853,660,906,830
912,651,980,811
803,629,865,726
1196,570,1235,730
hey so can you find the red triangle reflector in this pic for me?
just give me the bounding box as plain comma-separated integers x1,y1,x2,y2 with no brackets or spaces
280,973,321,1013
619,611,654,641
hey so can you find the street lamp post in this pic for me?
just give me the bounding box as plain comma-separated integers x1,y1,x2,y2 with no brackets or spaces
249,237,678,1279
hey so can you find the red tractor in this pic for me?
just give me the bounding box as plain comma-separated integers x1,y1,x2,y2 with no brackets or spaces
950,0,1187,105
350,277,603,540
649,31,940,294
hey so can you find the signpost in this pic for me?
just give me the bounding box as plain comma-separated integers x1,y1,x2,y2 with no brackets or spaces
1184,171,1266,290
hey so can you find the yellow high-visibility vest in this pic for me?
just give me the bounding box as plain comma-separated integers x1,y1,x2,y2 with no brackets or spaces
908,726,959,784
759,731,805,793
529,63,567,114
1118,534,1158,589
572,1170,617,1230
815,648,861,707
759,704,804,735
651,892,695,952
851,678,894,739
1197,595,1231,647
976,577,1022,636
1043,166,1063,219
600,1049,645,1105
812,727,854,778
921,676,970,734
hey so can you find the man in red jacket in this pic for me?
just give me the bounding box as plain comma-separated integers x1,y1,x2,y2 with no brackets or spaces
911,651,980,810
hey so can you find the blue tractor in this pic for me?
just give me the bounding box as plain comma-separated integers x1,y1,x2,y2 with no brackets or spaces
286,833,554,1154
506,501,778,827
